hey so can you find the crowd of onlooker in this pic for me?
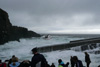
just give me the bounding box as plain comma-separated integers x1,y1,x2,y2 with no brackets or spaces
0,48,100,67
0,55,31,67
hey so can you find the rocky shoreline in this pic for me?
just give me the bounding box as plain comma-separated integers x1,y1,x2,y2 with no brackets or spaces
0,8,41,45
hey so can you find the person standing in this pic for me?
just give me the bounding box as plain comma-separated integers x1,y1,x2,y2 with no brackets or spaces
31,47,47,67
70,56,75,67
50,63,55,67
73,56,83,67
58,59,65,67
84,52,91,67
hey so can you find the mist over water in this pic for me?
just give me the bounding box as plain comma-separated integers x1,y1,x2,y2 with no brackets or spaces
0,34,100,67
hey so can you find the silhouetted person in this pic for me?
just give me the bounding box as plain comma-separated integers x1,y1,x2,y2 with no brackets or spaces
50,63,55,67
70,56,75,67
84,52,91,67
58,59,65,67
73,56,83,67
31,47,47,67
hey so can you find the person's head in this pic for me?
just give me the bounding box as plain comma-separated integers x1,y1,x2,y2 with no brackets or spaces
73,56,78,63
84,52,88,55
58,59,62,64
12,55,15,58
12,56,18,62
52,63,54,65
31,47,38,54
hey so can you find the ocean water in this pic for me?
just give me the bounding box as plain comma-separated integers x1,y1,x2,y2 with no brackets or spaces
0,34,100,67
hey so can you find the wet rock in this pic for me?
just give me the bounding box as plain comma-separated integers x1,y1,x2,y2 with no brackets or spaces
81,44,89,51
89,43,97,49
94,50,100,54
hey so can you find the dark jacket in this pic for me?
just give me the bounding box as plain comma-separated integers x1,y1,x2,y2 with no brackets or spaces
76,60,83,67
85,54,91,63
31,53,47,67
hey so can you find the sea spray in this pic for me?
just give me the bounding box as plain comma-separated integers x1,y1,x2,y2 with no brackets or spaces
0,35,100,67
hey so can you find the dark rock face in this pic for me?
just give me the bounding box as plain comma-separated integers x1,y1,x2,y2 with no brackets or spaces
0,8,41,45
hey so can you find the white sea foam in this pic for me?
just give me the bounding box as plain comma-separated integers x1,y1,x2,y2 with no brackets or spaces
0,35,100,67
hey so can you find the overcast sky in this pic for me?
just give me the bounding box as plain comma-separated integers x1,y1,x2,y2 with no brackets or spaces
0,0,100,34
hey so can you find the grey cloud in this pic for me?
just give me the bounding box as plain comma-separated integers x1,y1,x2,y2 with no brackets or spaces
1,0,100,15
0,0,100,33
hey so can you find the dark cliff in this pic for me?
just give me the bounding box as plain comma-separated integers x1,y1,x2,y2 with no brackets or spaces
0,8,41,45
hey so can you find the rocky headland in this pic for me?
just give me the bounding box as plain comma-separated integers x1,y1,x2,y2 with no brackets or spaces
0,8,41,45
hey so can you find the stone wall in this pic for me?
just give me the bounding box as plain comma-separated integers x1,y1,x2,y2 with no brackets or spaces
37,38,100,53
